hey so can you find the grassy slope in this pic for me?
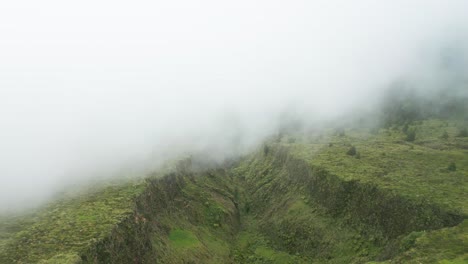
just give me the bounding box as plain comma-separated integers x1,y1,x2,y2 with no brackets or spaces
232,151,382,263
286,119,467,263
148,169,239,264
0,168,240,263
0,118,466,263
0,180,147,263
291,119,468,215
386,220,467,264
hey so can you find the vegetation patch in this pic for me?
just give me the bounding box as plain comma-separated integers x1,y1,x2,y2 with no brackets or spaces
169,229,200,249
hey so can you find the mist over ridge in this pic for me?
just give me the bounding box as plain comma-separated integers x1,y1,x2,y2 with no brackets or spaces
1,1,468,211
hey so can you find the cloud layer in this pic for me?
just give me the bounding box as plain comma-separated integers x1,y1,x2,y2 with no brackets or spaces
1,0,467,211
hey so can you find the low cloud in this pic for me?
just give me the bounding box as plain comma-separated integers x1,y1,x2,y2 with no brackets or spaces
1,0,467,212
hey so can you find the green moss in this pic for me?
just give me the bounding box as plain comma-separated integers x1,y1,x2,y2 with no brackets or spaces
169,229,200,249
38,253,82,264
254,246,298,263
389,220,468,263
232,231,308,264
0,179,146,263
290,119,468,215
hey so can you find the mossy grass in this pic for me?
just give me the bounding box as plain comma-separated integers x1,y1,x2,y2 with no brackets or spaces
0,179,147,263
169,229,200,249
290,119,468,215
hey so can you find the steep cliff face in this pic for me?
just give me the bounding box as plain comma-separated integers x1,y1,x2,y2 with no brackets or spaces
232,145,465,263
79,168,240,263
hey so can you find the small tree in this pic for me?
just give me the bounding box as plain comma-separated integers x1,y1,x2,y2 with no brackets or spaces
263,144,270,156
347,146,357,156
441,131,449,140
448,162,457,172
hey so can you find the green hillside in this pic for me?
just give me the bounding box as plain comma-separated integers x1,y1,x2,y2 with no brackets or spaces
0,118,467,263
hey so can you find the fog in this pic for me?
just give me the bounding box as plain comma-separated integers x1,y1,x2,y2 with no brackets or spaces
1,1,467,212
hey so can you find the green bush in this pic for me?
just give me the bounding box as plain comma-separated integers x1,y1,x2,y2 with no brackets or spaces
347,146,357,156
441,131,449,140
263,145,270,156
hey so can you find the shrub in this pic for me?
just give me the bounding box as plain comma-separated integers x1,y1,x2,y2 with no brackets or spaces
441,131,449,140
347,146,357,156
244,202,251,213
263,145,270,156
448,162,457,172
